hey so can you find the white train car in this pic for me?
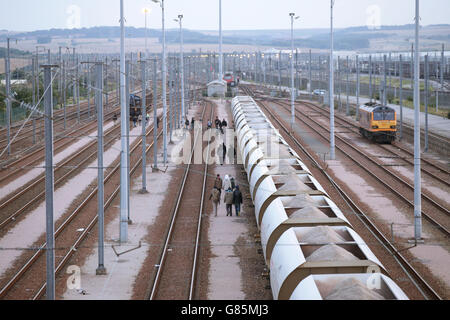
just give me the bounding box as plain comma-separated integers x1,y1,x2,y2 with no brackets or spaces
231,96,408,300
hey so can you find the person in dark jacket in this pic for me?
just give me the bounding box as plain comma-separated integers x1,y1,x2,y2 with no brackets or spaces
218,142,227,165
230,176,236,190
232,185,243,216
214,174,223,197
185,118,189,129
214,116,220,129
224,188,234,216
221,118,227,129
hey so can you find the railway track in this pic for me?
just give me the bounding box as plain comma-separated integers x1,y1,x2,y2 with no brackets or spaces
296,98,450,186
257,94,450,237
0,115,162,300
0,108,119,184
242,85,442,300
0,92,121,157
0,87,155,185
147,100,214,300
0,122,122,230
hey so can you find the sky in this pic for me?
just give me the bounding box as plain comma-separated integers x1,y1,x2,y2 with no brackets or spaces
0,0,449,32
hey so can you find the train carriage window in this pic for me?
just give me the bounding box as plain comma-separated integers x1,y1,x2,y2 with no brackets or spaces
373,111,395,121
373,112,383,120
384,111,395,120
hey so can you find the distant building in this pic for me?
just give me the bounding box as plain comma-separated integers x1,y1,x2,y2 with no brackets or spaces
207,80,227,97
1,79,27,85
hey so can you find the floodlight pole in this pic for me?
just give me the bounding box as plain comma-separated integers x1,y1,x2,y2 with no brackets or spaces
290,13,295,133
119,0,129,243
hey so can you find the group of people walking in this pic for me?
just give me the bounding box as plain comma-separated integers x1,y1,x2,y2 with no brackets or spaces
112,113,151,127
209,174,243,217
214,116,227,134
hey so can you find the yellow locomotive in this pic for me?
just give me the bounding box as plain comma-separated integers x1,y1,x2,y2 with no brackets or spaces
358,103,396,143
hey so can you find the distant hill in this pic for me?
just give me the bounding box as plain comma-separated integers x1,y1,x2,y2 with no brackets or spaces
0,47,30,58
1,24,449,51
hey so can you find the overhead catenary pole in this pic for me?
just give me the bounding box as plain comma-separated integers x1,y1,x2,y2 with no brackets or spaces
119,0,129,243
399,54,403,140
424,54,429,152
346,55,349,115
413,0,422,242
32,56,37,143
219,0,223,80
329,0,335,160
169,56,173,143
95,62,107,275
87,60,91,118
278,50,282,94
289,13,297,133
439,43,444,112
369,54,373,102
153,58,158,171
356,55,360,119
177,15,185,126
140,59,148,193
5,38,11,155
309,49,312,101
59,47,62,106
161,0,168,164
125,60,131,223
175,57,180,128
63,60,67,130
383,54,387,105
42,64,58,300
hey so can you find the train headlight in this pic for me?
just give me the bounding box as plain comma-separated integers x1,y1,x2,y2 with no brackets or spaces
372,125,378,129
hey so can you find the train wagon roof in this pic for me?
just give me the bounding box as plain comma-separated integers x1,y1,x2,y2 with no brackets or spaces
359,104,395,113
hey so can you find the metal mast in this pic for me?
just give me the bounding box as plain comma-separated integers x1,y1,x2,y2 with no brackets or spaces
329,0,335,160
119,0,129,243
413,0,422,242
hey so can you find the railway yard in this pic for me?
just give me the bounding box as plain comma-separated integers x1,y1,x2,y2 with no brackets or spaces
0,77,448,301
0,0,449,308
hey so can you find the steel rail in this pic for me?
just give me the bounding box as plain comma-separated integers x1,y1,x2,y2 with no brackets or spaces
242,86,442,300
268,98,450,236
148,102,208,300
0,121,160,299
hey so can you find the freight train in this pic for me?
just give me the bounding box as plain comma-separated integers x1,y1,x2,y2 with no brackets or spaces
231,96,408,300
358,103,397,143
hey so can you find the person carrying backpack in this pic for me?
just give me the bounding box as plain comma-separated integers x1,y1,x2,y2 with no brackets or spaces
209,187,221,217
214,174,223,195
